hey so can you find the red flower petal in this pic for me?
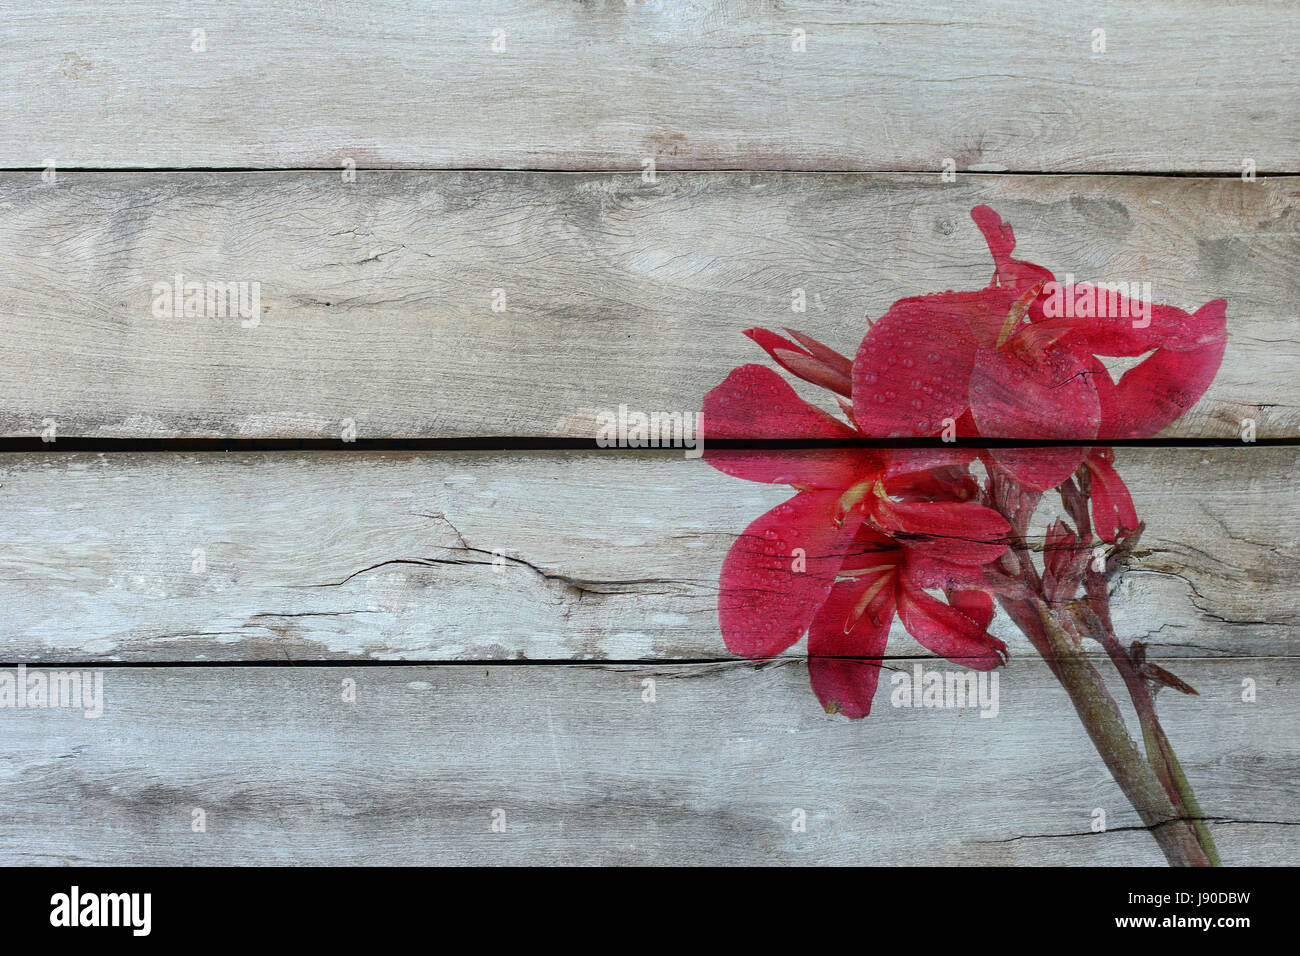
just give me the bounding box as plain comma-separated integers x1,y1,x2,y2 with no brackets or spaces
1042,518,1085,604
744,328,851,396
836,523,898,573
969,346,1101,489
851,290,1015,437
702,365,873,486
782,327,853,376
944,589,995,632
1087,448,1139,544
704,365,854,440
871,496,1011,545
970,205,1056,292
903,552,998,590
718,489,861,659
1043,517,1078,578
897,585,1007,670
1048,289,1225,358
1100,301,1227,439
880,448,979,482
1080,353,1118,420
898,532,1011,567
883,464,979,503
808,579,895,718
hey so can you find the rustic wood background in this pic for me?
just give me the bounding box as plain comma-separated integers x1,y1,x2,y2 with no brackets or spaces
1,0,1296,865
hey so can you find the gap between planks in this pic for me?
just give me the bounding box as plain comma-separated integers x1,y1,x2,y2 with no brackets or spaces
5,168,1300,177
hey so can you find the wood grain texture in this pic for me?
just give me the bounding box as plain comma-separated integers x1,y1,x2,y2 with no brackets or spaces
9,0,1295,872
2,448,1294,663
7,0,1297,172
1,658,1293,865
1,171,1296,439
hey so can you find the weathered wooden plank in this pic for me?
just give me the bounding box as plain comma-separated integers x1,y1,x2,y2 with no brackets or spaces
8,0,1297,172
2,448,1294,662
0,658,1292,865
1,171,1296,439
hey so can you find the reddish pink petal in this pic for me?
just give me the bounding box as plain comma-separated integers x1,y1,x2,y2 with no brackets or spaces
1100,301,1227,439
1081,354,1118,419
945,589,995,632
970,205,1056,292
1042,518,1085,604
985,448,1089,493
705,366,854,440
808,579,896,718
884,464,979,503
744,328,851,397
1087,448,1139,544
897,585,1007,670
774,349,853,397
970,346,1101,489
880,448,978,481
903,552,998,590
1043,518,1078,578
871,496,1011,543
1004,318,1075,355
867,496,1010,566
718,489,861,659
851,290,1017,437
897,533,1011,567
782,328,853,376
1048,288,1225,357
703,365,874,486
836,524,899,573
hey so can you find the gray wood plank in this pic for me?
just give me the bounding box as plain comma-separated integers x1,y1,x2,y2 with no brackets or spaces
1,171,1296,439
7,1,1296,171
1,448,1294,662
1,658,1292,865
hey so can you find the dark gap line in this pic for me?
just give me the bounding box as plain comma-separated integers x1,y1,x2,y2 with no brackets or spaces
0,655,1282,669
1,436,1295,453
0,658,740,668
0,658,857,668
0,167,1294,178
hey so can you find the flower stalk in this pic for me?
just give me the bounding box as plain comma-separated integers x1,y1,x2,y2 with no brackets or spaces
987,468,1219,866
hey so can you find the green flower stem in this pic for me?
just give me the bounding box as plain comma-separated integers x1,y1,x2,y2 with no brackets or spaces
1084,585,1222,867
988,471,1215,866
999,597,1213,866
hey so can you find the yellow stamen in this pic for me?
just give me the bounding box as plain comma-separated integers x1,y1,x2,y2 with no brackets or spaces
833,479,875,527
995,281,1044,348
845,570,895,633
839,562,897,578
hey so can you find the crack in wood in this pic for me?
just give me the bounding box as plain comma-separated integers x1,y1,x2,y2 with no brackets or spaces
979,817,1300,844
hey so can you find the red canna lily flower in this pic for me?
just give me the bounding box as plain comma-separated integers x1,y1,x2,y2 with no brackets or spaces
701,211,1228,866
703,335,1009,684
849,206,1228,491
808,518,1008,718
703,208,1225,717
